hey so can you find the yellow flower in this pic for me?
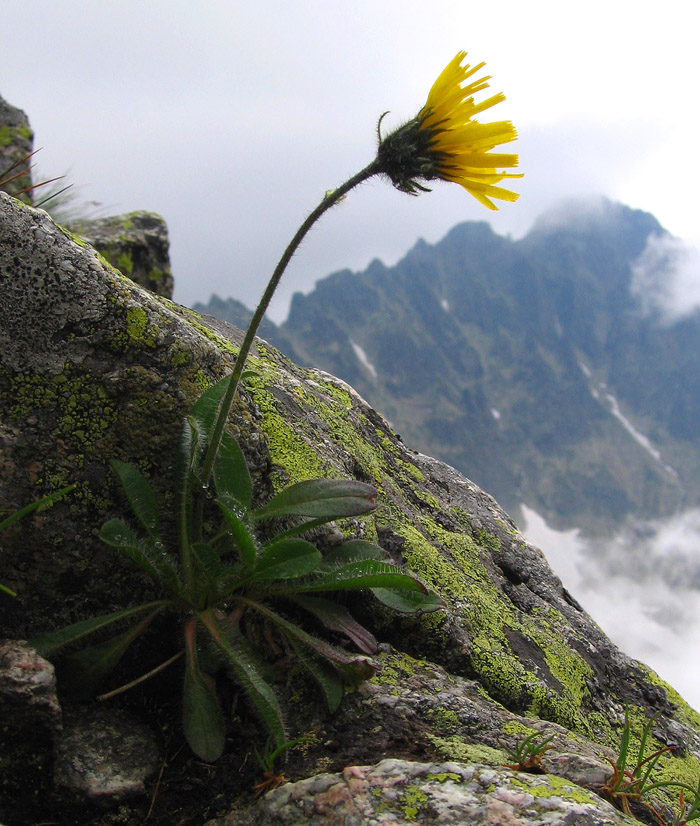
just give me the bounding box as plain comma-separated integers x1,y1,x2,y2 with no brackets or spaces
377,51,522,209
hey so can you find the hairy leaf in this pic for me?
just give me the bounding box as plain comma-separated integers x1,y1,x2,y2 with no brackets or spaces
287,637,343,712
62,610,160,698
214,431,252,510
216,495,258,570
197,609,287,749
371,587,444,614
316,539,385,573
110,460,160,539
291,595,378,654
270,560,429,595
30,601,170,658
190,375,231,436
184,620,226,762
253,478,377,521
243,599,376,672
252,538,321,581
100,519,182,595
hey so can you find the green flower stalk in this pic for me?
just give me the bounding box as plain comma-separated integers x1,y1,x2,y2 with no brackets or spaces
197,50,521,521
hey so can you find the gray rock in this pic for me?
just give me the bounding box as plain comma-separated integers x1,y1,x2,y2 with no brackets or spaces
0,639,61,727
53,706,160,802
0,93,33,202
207,758,640,826
0,640,62,821
75,211,174,298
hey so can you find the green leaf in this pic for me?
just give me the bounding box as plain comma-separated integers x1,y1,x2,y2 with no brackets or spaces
316,539,385,572
189,541,224,604
100,519,182,595
287,637,344,712
30,600,170,659
191,541,223,580
110,460,160,539
0,484,75,533
252,538,321,581
253,479,377,521
213,431,252,510
100,518,160,579
61,610,160,698
371,587,444,614
190,375,231,436
197,609,287,749
243,599,376,673
183,620,226,762
271,560,429,596
291,595,378,654
216,495,258,571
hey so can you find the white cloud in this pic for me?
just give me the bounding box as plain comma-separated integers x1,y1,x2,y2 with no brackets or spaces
522,505,700,712
631,234,700,324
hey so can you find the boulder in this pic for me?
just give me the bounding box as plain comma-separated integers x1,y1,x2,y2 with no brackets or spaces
207,758,640,826
0,93,34,202
1,191,700,825
75,211,174,298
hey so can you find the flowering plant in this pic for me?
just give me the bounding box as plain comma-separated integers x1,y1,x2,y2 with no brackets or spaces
33,51,518,763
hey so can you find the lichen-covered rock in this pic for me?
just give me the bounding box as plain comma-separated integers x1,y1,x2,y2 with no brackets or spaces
0,93,34,202
2,191,700,824
206,758,640,826
75,211,174,298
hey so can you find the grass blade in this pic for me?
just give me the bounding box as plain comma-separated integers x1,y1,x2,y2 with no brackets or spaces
0,484,75,533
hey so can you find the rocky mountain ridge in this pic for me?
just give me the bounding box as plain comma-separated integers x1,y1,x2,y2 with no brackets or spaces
196,199,699,534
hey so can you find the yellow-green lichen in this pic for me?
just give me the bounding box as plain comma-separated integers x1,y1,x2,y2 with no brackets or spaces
397,458,425,482
290,383,387,486
371,650,432,696
502,720,539,737
400,784,429,821
9,369,117,453
117,252,134,275
509,773,599,805
425,707,461,734
126,306,158,348
247,378,327,488
426,734,507,765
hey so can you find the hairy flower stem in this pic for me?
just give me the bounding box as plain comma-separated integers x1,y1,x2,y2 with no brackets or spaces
192,159,382,537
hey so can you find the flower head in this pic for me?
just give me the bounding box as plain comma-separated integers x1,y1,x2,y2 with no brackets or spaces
376,51,521,209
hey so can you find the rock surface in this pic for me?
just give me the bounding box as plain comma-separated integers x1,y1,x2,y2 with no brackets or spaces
2,191,700,824
207,758,640,826
0,92,34,202
76,211,174,298
53,706,160,802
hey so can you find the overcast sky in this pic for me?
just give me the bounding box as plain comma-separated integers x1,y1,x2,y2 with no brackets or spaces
4,1,698,321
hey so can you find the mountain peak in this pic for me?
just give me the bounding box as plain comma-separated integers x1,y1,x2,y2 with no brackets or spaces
528,196,663,240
